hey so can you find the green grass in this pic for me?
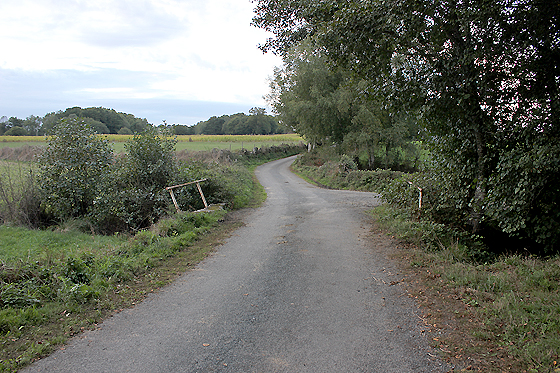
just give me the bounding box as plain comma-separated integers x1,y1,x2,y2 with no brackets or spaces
0,211,226,372
293,148,560,372
0,134,304,153
390,223,560,372
0,225,125,262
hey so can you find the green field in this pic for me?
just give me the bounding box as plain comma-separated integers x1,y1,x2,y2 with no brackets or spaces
0,225,125,262
0,141,45,148
0,134,304,153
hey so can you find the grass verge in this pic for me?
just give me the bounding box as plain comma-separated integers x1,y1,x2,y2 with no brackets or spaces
0,210,229,372
370,205,560,372
294,154,560,373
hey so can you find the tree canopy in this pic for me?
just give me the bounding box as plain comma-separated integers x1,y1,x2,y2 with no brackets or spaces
42,107,150,135
190,108,288,135
267,39,419,169
253,0,560,250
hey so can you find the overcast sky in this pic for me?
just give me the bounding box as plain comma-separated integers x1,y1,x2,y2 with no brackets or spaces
0,0,282,125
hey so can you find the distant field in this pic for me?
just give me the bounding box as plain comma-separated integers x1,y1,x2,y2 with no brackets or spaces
0,138,46,147
0,134,304,152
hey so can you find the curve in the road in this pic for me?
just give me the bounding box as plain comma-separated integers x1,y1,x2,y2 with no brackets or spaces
23,156,448,373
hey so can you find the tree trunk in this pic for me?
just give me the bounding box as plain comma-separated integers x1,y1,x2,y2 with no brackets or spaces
470,125,486,233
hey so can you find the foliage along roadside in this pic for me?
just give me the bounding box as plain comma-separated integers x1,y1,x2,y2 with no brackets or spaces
0,211,227,372
371,206,560,373
0,140,304,372
11,119,303,234
292,149,560,372
255,0,560,266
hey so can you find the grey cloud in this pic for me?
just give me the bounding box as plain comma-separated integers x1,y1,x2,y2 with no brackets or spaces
42,0,190,48
0,68,258,125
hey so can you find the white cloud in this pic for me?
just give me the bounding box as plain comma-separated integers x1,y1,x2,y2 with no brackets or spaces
0,0,282,121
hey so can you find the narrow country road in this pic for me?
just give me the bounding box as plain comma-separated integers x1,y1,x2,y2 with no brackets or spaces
24,156,448,372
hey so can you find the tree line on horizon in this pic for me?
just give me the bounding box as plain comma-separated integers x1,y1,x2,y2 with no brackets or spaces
0,106,289,137
177,107,289,136
0,107,150,136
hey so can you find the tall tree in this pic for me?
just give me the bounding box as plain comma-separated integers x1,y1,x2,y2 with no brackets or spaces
254,0,560,247
247,107,272,134
267,40,417,169
267,41,352,145
222,113,248,134
203,116,226,135
23,115,42,136
0,116,7,135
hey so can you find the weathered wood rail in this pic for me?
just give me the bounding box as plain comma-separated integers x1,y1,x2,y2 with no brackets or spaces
165,178,208,213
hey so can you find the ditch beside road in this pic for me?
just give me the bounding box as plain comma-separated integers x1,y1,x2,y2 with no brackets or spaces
23,155,449,372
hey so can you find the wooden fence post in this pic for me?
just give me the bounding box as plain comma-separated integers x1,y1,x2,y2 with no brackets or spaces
165,178,209,213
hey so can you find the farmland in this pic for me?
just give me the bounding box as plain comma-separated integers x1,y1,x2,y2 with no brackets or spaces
0,134,304,153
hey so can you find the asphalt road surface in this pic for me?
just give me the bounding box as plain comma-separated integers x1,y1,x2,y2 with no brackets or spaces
24,156,448,373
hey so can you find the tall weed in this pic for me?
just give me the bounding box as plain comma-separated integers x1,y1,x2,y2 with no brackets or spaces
0,162,43,228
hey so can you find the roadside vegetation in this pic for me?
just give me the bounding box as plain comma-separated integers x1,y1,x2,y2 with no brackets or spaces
0,118,304,372
253,1,559,370
293,148,560,372
2,0,558,370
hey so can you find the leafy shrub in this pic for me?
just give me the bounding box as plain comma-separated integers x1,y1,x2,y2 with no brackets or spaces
62,256,92,284
38,117,113,220
90,126,177,233
486,143,560,252
338,154,358,172
123,125,177,190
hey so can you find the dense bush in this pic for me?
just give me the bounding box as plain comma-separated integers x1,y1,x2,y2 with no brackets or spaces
2,124,304,235
38,118,113,221
293,150,404,192
296,144,560,254
393,152,560,254
486,143,560,252
91,126,178,233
